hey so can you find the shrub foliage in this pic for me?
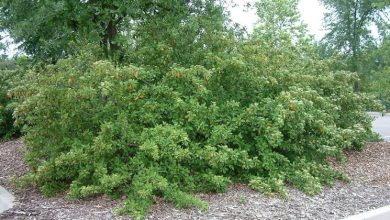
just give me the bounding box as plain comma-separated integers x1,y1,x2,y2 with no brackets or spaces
12,42,379,218
0,58,25,139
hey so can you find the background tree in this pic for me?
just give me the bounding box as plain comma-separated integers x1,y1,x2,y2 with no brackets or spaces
253,0,314,64
319,0,389,100
320,0,389,73
0,0,234,64
125,0,238,69
0,0,142,62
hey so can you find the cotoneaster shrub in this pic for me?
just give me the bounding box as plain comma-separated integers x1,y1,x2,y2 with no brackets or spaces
11,42,380,218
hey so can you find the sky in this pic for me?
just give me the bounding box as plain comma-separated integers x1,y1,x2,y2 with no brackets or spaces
2,0,327,57
230,0,327,40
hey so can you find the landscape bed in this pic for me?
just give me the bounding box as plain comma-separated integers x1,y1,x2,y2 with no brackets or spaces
0,1,389,219
1,139,389,219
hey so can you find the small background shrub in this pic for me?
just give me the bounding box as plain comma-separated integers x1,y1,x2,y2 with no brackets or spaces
0,57,28,139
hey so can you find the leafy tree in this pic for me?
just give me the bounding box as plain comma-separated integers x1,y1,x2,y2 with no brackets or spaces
320,0,389,73
0,0,139,62
0,0,234,64
255,0,308,42
253,0,314,71
362,38,390,109
125,0,238,69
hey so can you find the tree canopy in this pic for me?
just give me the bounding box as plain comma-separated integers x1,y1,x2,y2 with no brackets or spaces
0,0,236,64
320,0,389,70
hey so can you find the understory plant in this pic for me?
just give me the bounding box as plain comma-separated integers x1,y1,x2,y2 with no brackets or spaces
0,58,27,139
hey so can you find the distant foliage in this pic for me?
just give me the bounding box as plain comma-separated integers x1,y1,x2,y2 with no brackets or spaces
319,0,390,100
364,39,390,110
0,0,234,63
0,58,26,139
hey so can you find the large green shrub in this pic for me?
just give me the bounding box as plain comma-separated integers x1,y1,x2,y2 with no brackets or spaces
12,42,379,218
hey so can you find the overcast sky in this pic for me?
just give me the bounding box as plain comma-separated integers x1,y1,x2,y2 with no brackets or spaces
230,0,326,40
